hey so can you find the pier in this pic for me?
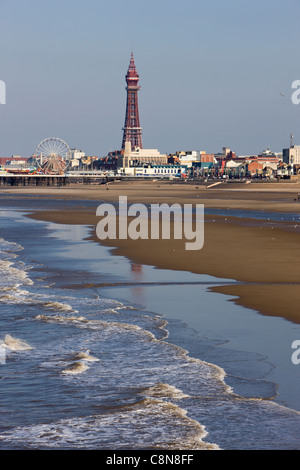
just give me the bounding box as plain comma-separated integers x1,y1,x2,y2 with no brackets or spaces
0,173,116,187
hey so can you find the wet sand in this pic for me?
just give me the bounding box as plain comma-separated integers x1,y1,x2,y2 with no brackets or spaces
4,180,300,324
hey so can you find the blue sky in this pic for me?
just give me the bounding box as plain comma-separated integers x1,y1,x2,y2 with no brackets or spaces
0,0,299,157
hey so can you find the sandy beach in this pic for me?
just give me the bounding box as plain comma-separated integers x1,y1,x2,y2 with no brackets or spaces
2,179,300,210
3,179,300,324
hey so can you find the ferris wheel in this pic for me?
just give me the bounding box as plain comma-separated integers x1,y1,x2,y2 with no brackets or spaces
35,137,70,174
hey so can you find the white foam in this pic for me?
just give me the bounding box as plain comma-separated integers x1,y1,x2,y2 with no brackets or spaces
0,287,76,313
0,259,33,288
144,383,190,400
0,237,24,252
61,361,90,375
41,301,75,312
2,334,33,351
73,350,99,362
0,398,219,450
35,314,87,323
0,288,33,304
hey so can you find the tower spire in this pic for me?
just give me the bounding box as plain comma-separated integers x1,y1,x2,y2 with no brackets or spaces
121,53,143,150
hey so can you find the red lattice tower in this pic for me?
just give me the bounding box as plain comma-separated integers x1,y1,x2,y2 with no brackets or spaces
121,53,143,150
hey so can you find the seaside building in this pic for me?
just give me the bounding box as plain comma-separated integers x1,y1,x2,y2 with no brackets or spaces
118,141,168,173
259,147,282,161
117,163,181,178
176,151,201,167
0,156,29,168
67,148,85,160
211,145,280,178
283,145,300,165
66,148,86,167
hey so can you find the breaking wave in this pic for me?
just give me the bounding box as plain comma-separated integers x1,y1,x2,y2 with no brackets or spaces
0,399,219,450
61,361,90,375
1,334,34,351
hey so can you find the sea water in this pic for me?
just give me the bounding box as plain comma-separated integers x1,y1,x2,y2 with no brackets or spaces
0,196,300,450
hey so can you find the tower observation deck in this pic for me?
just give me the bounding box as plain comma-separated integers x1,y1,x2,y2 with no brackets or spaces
121,53,143,150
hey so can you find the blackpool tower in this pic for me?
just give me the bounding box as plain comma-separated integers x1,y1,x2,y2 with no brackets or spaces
121,53,143,150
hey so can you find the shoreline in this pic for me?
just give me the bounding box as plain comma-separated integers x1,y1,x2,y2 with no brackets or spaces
3,181,300,324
